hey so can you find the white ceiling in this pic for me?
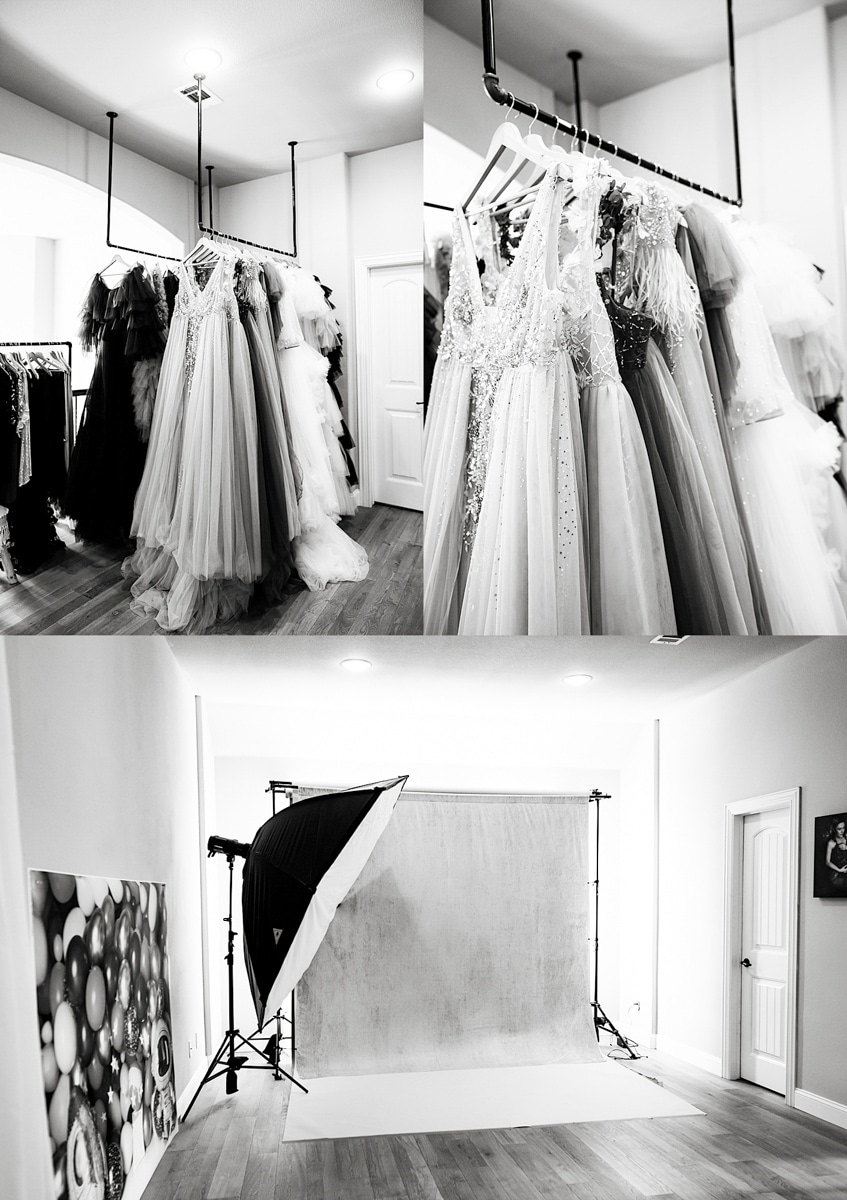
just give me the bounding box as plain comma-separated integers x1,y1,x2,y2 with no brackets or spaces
168,636,811,775
0,0,422,187
425,0,833,107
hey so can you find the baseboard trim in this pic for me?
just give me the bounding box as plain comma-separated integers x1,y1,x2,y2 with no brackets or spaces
655,1035,722,1077
794,1088,847,1131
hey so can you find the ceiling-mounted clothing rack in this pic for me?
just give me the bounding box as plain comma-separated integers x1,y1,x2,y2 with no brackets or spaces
193,73,298,259
476,0,743,208
0,340,72,374
104,82,299,261
105,113,182,263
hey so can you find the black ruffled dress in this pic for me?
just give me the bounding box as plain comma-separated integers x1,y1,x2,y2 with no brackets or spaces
64,267,166,543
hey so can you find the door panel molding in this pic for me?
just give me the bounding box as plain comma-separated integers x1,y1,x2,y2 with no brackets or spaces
722,788,800,1105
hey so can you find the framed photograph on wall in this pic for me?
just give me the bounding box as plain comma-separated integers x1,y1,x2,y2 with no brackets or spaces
813,812,847,897
29,871,175,1200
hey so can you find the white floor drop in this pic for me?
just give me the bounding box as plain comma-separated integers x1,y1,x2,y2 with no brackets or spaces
282,1060,704,1141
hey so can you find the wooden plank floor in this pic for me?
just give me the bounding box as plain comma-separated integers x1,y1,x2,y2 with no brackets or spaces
142,1052,847,1200
0,503,422,635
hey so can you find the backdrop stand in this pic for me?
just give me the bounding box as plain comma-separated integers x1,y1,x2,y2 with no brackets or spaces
181,846,308,1124
590,789,642,1060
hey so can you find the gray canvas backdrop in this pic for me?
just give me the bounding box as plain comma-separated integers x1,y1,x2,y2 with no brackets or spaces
295,790,601,1078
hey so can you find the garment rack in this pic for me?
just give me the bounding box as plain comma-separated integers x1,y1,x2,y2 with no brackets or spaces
104,113,182,263
476,0,743,208
0,340,72,375
105,83,298,261
193,73,298,259
0,341,74,588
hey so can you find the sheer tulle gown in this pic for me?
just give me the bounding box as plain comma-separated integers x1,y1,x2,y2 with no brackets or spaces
237,259,298,603
724,277,847,633
627,184,757,633
458,169,589,634
568,160,675,634
423,211,476,634
124,256,263,631
604,290,738,634
275,282,368,591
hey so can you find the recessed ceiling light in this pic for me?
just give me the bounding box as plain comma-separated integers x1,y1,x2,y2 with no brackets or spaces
340,658,372,673
184,48,222,74
563,673,593,687
376,68,415,91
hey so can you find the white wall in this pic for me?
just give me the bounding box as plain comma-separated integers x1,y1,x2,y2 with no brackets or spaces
598,7,844,336
0,236,54,341
350,141,423,261
4,638,206,1175
0,88,195,251
656,638,847,1109
617,722,659,1050
424,17,557,165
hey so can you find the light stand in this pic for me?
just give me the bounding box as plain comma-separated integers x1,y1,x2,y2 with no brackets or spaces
258,780,299,1070
181,841,308,1123
589,789,642,1060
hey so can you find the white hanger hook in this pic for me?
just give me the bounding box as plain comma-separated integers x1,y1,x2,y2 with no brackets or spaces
527,102,540,137
505,91,517,122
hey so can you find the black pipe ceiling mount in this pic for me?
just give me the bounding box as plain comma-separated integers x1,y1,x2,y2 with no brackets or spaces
104,78,299,260
478,0,743,207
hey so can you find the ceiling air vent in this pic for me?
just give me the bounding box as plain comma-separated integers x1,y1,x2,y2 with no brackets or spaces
176,82,222,108
650,634,690,646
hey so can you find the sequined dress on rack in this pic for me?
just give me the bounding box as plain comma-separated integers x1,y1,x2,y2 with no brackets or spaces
457,166,589,634
605,285,739,634
566,158,675,634
423,209,479,634
619,184,759,634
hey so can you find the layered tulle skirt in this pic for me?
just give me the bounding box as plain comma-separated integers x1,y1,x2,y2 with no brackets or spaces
458,357,588,635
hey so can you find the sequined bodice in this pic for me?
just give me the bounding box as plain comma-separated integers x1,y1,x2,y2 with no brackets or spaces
175,255,239,391
440,169,577,546
603,286,655,374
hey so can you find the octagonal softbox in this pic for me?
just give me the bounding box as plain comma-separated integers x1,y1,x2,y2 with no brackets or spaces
241,776,408,1025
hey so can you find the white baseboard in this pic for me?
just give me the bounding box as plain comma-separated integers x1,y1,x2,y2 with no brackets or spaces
794,1088,847,1131
655,1035,722,1077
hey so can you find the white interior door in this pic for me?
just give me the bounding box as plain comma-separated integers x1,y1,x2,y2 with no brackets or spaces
740,808,790,1094
362,260,423,510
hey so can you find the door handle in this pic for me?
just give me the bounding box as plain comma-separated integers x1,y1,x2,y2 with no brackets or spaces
741,958,752,968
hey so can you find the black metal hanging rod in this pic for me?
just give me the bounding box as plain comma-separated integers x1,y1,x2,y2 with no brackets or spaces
0,340,73,374
194,73,298,258
479,0,743,207
567,50,584,153
104,113,182,263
